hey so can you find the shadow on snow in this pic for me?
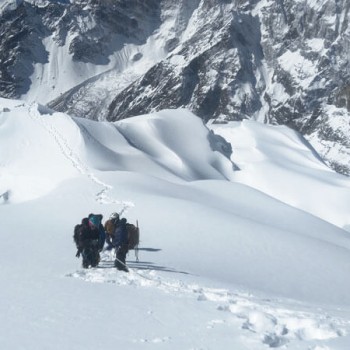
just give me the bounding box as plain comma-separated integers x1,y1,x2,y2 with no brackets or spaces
98,259,189,275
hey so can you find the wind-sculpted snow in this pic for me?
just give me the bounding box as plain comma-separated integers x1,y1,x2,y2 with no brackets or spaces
0,99,236,202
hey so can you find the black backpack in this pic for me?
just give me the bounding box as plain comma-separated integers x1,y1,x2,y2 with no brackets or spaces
73,224,82,248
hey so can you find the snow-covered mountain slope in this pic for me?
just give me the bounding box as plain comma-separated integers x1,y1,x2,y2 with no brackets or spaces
1,98,350,350
1,0,350,175
209,120,350,229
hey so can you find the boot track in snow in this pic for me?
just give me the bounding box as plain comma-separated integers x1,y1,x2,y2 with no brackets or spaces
28,102,134,213
66,249,350,349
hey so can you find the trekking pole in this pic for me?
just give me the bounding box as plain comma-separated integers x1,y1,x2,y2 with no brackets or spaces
118,204,128,218
114,246,129,272
114,256,129,272
135,220,140,262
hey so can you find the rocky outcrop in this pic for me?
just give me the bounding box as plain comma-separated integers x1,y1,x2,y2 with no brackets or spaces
0,2,50,98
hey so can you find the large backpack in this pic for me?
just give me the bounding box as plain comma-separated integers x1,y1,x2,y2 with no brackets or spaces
126,222,140,250
73,218,90,249
126,221,140,261
73,224,82,248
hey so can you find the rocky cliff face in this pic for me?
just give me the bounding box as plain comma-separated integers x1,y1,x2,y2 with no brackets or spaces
106,5,265,123
0,0,350,175
258,0,350,175
0,0,161,102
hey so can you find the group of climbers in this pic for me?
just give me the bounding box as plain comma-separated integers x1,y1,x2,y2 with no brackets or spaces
73,212,136,272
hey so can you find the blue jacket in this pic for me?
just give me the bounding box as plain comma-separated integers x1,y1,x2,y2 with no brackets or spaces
98,224,106,251
113,218,128,248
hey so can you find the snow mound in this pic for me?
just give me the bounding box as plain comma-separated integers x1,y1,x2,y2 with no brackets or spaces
0,99,236,202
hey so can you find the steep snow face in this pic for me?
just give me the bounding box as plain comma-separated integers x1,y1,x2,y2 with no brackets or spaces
0,0,162,103
45,0,198,120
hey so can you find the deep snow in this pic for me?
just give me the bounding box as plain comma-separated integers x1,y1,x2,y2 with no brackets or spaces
1,98,350,349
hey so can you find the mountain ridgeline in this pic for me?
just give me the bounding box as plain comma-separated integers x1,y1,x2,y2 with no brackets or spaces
0,0,350,175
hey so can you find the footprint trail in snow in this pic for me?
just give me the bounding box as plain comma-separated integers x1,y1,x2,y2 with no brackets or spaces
28,103,134,212
67,250,350,350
